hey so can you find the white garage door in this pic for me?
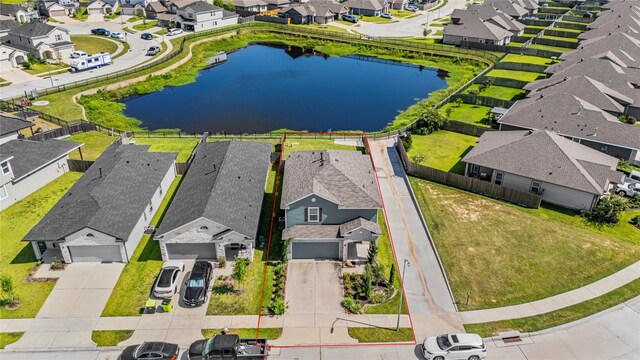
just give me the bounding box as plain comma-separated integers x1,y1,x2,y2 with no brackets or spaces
68,245,123,263
86,8,102,15
166,243,217,260
292,242,340,260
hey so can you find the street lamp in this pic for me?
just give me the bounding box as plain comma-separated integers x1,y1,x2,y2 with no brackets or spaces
396,258,410,331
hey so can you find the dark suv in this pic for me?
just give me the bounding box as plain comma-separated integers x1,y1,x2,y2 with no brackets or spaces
183,261,213,307
91,28,110,36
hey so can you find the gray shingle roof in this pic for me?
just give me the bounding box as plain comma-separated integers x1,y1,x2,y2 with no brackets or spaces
560,33,640,68
156,141,272,239
347,0,383,11
0,19,18,32
498,93,640,150
483,0,528,18
231,0,266,7
544,58,640,88
0,113,32,136
452,3,525,32
462,130,621,195
0,139,82,181
0,4,29,16
282,224,340,239
23,142,177,242
281,150,382,209
339,217,381,235
9,23,61,38
443,17,513,40
182,0,220,12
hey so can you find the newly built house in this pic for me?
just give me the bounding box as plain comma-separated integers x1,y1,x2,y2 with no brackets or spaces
281,150,382,261
154,141,271,262
23,142,177,263
0,22,74,67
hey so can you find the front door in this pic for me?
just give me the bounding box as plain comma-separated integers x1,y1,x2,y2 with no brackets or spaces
37,241,47,255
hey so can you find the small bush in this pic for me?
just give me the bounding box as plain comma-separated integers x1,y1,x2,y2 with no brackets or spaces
630,215,640,229
369,291,387,304
626,116,637,125
629,194,640,209
341,297,361,314
218,257,226,268
269,297,287,315
50,259,65,270
583,196,628,224
401,133,412,151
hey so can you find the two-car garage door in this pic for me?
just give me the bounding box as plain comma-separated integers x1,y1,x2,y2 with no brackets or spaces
291,242,340,260
166,243,217,260
68,245,123,263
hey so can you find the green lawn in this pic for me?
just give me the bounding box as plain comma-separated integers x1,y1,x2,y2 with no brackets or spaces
155,29,168,35
389,9,413,18
282,138,360,157
66,131,117,161
409,179,640,311
406,131,477,174
485,69,546,82
540,35,579,42
359,16,395,23
464,84,526,101
348,328,414,343
74,7,88,21
559,20,588,27
130,137,199,162
508,42,524,48
101,176,183,317
551,26,583,33
202,328,282,340
91,330,134,346
465,278,640,337
0,172,82,319
293,24,349,33
71,35,119,55
0,332,24,349
439,103,492,128
527,43,572,53
23,62,68,75
132,21,158,31
501,54,554,66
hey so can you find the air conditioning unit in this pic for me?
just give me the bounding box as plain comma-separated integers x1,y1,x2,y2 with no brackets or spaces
144,226,156,234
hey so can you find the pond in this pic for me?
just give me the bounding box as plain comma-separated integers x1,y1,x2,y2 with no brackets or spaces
121,44,448,133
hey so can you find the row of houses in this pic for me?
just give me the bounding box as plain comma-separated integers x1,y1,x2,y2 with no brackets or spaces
459,0,640,211
0,22,74,68
9,130,381,264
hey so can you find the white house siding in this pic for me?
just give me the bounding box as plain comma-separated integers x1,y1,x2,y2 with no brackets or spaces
0,133,19,145
443,34,509,45
61,227,123,263
0,155,70,211
498,171,599,210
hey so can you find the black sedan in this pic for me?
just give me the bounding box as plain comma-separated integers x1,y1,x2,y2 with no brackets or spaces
183,261,213,307
120,341,179,360
141,32,153,40
91,28,109,36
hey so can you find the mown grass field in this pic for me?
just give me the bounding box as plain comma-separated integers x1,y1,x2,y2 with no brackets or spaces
202,328,282,340
501,54,555,66
0,332,24,349
409,179,640,311
439,103,491,128
66,131,117,160
486,69,546,82
406,131,477,174
348,327,414,343
464,84,526,101
71,35,119,55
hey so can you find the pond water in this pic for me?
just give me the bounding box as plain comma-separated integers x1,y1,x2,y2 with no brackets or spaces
121,44,448,133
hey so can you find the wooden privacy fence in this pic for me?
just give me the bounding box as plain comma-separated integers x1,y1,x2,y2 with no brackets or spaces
28,122,97,141
396,139,541,208
442,120,494,137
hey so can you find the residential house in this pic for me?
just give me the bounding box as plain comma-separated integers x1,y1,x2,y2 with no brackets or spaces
560,33,640,69
0,4,40,23
347,0,385,17
483,0,528,19
511,0,537,16
462,130,624,211
0,138,82,211
23,142,177,263
280,150,382,261
231,0,267,17
263,0,290,10
86,0,119,14
0,113,31,145
443,16,514,45
278,0,347,24
154,141,271,262
450,3,526,36
544,58,640,89
0,19,18,36
39,0,80,17
164,1,238,31
579,18,640,41
388,0,407,11
0,22,74,68
120,0,153,16
497,93,640,165
146,1,173,26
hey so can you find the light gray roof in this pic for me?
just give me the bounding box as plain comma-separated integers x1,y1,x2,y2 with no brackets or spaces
0,113,32,135
339,217,381,235
579,18,640,40
347,0,383,11
544,58,640,88
462,130,621,195
23,143,177,242
483,0,528,18
281,150,382,209
181,0,219,12
156,141,271,239
280,0,345,17
443,17,513,40
499,93,640,150
0,19,18,32
587,10,640,29
146,1,168,11
560,33,640,68
0,4,31,16
452,3,525,32
8,22,64,38
231,0,267,7
0,139,82,180
282,224,340,239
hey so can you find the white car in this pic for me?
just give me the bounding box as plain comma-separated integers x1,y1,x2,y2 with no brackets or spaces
70,50,88,58
615,182,640,197
110,32,125,39
423,333,487,360
167,28,183,36
406,5,419,11
152,261,185,298
381,12,393,19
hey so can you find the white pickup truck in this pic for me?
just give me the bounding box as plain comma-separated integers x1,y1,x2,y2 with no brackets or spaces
615,182,640,197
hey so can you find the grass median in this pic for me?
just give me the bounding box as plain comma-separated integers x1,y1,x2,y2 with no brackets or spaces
91,330,134,346
348,327,414,343
201,328,282,340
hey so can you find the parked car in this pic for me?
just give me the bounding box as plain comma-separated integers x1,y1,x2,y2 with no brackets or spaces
381,12,393,19
628,170,640,184
422,333,487,360
183,261,213,307
120,341,179,360
188,335,268,360
167,28,183,36
342,14,359,23
141,32,153,40
153,261,185,298
91,28,109,36
110,31,125,39
70,50,88,58
615,182,640,197
147,46,161,56
406,5,419,11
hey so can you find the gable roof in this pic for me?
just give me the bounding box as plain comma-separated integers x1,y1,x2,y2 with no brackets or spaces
452,3,525,32
281,150,382,209
88,0,118,7
339,217,381,235
279,0,344,16
0,139,82,181
0,19,18,32
181,0,219,12
443,17,513,40
498,93,640,150
231,0,267,7
347,0,383,11
560,32,640,68
0,113,32,136
146,1,168,11
0,4,31,16
156,141,271,239
23,142,177,242
544,58,640,88
462,130,621,195
483,0,528,18
8,22,64,38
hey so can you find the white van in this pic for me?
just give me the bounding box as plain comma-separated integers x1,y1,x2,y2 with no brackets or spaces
629,170,640,184
70,50,88,59
70,52,112,72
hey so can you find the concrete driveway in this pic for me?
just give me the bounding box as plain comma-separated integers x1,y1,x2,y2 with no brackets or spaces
286,261,343,315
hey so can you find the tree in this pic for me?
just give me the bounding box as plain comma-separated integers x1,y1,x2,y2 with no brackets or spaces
389,263,396,285
232,257,250,290
225,0,235,11
410,152,426,164
412,105,447,135
444,106,453,120
363,264,372,300
0,275,18,307
584,195,628,225
214,0,224,8
367,241,378,264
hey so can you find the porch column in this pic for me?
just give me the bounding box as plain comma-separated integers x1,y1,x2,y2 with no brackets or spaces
342,241,349,262
31,242,42,259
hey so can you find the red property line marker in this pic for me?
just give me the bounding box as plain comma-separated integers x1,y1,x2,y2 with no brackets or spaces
255,132,417,348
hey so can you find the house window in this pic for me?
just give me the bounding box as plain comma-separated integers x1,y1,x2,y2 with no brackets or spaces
199,226,209,231
471,164,480,175
494,172,503,185
86,233,95,238
1,161,11,175
530,181,541,194
307,207,320,222
55,34,63,41
0,185,7,200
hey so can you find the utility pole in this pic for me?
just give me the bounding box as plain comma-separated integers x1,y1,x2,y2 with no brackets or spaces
396,258,410,331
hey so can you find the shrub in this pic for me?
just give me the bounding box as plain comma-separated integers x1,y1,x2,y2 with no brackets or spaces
627,116,637,125
410,152,426,164
0,275,18,307
232,257,250,290
367,241,378,264
584,196,628,224
364,266,372,301
22,62,31,69
281,238,292,263
341,297,361,314
467,89,479,96
50,259,65,270
629,194,640,209
270,298,287,315
369,291,387,304
630,215,640,229
411,105,447,135
454,98,463,108
389,263,396,285
401,133,412,151
219,257,226,268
